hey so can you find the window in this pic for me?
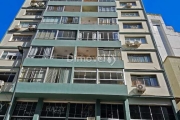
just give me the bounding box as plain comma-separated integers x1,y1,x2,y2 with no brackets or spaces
57,31,76,40
73,68,124,84
130,105,175,120
131,75,159,87
98,69,124,84
0,72,16,82
98,31,119,41
121,12,139,17
19,67,46,82
101,0,115,1
61,17,79,24
79,31,97,40
101,104,124,119
36,30,57,39
42,17,61,24
99,6,116,12
26,11,42,15
45,68,71,83
120,2,136,6
11,35,32,41
42,17,79,24
0,102,8,118
99,18,117,25
47,6,64,12
123,23,143,29
28,47,52,58
125,37,147,44
20,22,38,28
74,69,97,84
12,102,37,118
98,48,121,60
1,51,22,60
69,103,95,118
128,54,152,63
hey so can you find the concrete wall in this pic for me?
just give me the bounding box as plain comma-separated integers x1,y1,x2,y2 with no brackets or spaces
147,14,180,61
125,71,170,96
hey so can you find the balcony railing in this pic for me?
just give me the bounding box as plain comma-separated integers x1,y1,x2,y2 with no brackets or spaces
0,83,14,92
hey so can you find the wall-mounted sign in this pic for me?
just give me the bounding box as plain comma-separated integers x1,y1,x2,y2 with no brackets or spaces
41,103,67,117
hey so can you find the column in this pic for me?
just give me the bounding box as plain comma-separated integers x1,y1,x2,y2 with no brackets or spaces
33,98,43,120
4,98,17,120
124,99,130,120
95,99,100,120
65,102,70,120
171,99,179,120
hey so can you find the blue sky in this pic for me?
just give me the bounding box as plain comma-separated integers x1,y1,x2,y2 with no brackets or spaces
0,0,179,40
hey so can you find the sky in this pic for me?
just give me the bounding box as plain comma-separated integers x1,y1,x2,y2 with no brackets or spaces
0,0,179,40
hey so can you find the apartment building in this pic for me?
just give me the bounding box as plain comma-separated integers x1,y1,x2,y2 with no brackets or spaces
0,0,178,120
147,13,180,61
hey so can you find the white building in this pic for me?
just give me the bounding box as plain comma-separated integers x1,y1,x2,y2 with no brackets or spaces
147,13,180,61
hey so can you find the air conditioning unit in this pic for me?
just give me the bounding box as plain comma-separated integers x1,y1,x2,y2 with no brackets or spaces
30,2,39,7
125,40,134,46
136,84,146,92
134,40,142,46
28,25,37,31
38,2,45,7
87,117,95,120
0,80,5,91
126,3,132,8
14,25,21,30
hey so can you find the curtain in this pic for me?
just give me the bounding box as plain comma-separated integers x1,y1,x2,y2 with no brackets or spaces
92,33,96,40
59,68,70,83
98,33,102,40
73,17,78,23
49,30,56,39
113,32,118,41
150,78,158,86
28,47,38,58
61,17,68,24
43,47,52,59
79,32,82,40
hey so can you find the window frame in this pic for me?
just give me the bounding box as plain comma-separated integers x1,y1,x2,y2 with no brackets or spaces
121,12,139,17
19,67,47,83
131,75,159,87
125,37,147,44
123,23,143,29
10,35,32,42
127,54,152,63
0,51,22,60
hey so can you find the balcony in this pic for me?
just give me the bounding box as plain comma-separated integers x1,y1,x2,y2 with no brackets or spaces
16,82,128,100
81,17,98,25
24,46,124,68
74,68,124,84
64,6,81,12
0,72,16,93
82,6,98,12
84,0,98,2
51,46,75,59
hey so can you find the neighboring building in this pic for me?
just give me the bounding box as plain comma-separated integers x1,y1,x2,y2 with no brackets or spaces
164,56,180,110
147,13,180,61
0,0,178,120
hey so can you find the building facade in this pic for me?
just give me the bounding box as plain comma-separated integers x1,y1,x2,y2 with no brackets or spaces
164,56,180,110
0,0,179,120
147,14,180,61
